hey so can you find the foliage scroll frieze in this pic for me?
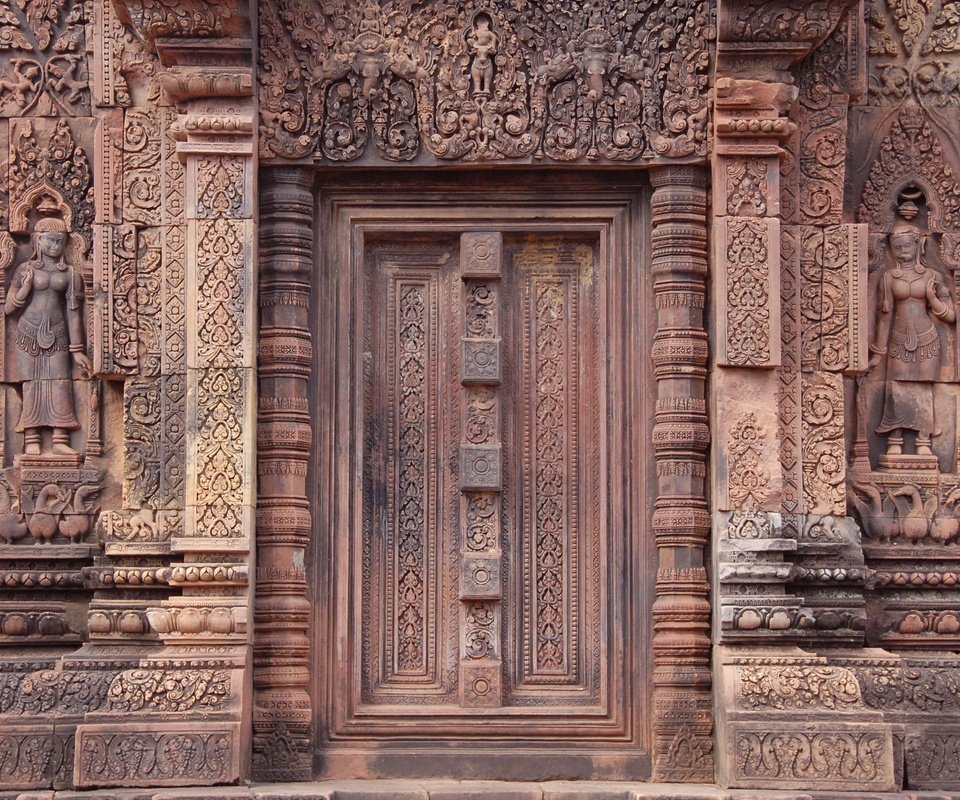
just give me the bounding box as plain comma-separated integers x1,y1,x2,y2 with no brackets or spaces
0,0,89,117
259,0,714,164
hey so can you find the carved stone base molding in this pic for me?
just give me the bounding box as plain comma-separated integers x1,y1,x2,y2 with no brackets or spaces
717,512,866,644
716,648,894,791
716,646,960,791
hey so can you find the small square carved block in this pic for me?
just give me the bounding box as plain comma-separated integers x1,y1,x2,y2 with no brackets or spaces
460,445,501,490
460,659,503,707
460,552,502,599
461,338,502,384
461,232,502,278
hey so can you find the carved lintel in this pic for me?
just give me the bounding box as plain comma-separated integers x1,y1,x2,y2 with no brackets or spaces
258,0,713,165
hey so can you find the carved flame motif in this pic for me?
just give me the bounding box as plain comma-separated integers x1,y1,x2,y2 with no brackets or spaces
8,118,93,253
727,413,771,510
859,105,960,231
259,0,713,163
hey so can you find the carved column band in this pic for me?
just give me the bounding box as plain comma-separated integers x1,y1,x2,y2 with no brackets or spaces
255,166,315,780
649,166,713,781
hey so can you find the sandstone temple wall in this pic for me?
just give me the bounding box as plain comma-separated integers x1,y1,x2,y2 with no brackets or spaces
0,0,956,795
0,0,256,791
713,0,960,791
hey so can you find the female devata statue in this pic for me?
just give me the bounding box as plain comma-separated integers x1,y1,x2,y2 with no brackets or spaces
4,216,91,456
868,221,957,458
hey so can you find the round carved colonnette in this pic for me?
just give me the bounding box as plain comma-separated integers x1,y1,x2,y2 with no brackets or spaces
649,166,713,781
254,166,315,780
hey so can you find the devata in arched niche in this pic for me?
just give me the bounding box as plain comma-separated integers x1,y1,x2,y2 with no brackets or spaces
0,196,101,552
853,105,960,476
867,213,957,468
850,103,960,561
4,214,91,457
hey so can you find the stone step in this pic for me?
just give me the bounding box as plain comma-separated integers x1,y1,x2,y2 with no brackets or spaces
11,782,960,800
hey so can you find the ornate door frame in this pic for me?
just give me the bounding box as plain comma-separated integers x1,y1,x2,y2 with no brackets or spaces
313,177,650,779
255,164,711,782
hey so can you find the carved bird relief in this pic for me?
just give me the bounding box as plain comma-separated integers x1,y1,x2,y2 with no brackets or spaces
890,485,936,542
848,480,898,542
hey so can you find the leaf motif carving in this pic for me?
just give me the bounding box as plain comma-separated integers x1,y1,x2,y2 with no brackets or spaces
889,0,931,54
15,0,58,50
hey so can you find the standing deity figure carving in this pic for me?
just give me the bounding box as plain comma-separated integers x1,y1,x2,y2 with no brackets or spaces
868,221,956,460
3,216,91,456
468,15,498,96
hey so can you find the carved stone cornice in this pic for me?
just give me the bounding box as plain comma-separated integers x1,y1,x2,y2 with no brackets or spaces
112,0,249,44
717,0,859,80
111,1,254,105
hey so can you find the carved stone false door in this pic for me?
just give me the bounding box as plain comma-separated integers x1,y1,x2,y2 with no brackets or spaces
318,193,650,779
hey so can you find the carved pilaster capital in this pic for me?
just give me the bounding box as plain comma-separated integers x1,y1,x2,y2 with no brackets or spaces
717,0,858,80
263,166,316,190
714,78,799,143
160,68,253,102
650,165,709,190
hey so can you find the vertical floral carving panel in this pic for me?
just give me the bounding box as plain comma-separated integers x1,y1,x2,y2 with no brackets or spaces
522,277,576,680
799,224,868,374
801,371,846,514
390,280,435,678
715,216,781,367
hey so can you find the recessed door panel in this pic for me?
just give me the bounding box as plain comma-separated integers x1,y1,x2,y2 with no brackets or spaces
317,192,650,771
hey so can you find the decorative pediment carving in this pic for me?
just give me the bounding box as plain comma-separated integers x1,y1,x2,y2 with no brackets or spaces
858,104,960,232
259,0,714,164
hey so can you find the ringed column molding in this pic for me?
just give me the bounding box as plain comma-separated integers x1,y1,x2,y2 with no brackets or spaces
254,166,315,781
649,165,713,782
